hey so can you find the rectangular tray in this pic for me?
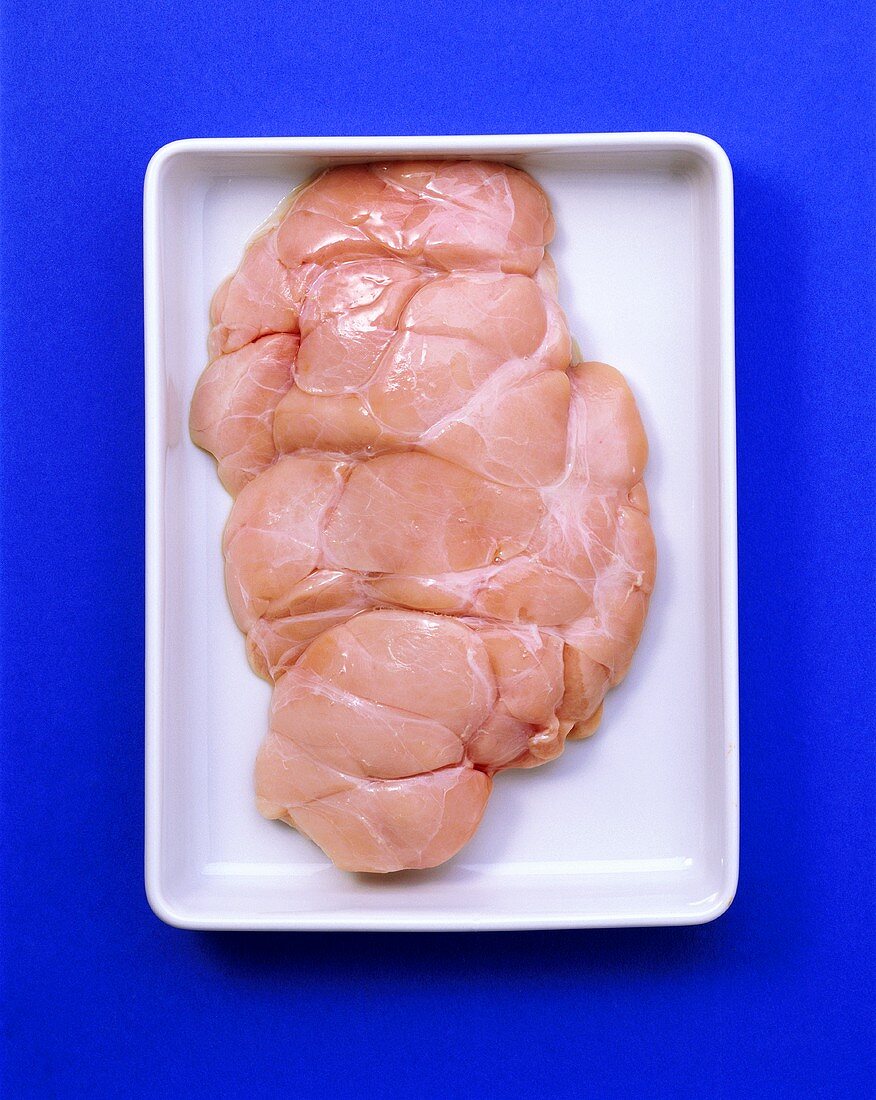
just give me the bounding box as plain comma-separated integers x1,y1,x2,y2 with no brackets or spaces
145,133,738,930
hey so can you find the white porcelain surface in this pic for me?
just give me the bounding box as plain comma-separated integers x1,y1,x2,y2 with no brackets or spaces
144,133,738,930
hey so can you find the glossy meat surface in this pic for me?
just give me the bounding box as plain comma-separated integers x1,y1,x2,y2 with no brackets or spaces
191,161,655,872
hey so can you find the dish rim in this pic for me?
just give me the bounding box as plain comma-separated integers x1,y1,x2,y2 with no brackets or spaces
144,132,738,931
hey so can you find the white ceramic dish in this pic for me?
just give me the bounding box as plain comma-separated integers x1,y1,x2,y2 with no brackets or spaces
144,133,738,931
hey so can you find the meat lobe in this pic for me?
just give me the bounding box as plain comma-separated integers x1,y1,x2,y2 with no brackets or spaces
189,333,298,495
208,229,311,359
323,452,544,574
425,369,572,488
295,260,431,395
366,272,564,437
223,455,348,631
255,611,495,872
276,161,554,274
273,387,384,456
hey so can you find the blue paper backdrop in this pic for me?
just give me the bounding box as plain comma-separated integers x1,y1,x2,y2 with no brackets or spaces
1,1,873,1096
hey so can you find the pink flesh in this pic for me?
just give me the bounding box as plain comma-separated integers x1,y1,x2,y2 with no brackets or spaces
322,453,544,574
275,161,554,274
296,260,431,394
222,455,349,631
207,230,313,359
189,333,298,495
190,161,655,872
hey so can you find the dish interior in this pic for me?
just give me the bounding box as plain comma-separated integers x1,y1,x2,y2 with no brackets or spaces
148,139,736,928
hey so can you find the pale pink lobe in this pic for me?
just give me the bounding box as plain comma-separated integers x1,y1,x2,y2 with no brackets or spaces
297,610,496,736
295,260,431,394
222,455,348,631
274,766,492,873
561,362,656,684
323,452,543,574
208,229,310,359
274,387,385,456
190,333,298,495
245,571,367,680
276,161,553,274
479,626,565,727
255,610,497,871
426,369,571,487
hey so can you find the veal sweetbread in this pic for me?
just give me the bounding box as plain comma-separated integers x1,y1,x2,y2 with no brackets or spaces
191,161,655,872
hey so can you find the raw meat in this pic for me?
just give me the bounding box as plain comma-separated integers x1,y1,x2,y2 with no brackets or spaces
190,333,299,495
191,160,656,872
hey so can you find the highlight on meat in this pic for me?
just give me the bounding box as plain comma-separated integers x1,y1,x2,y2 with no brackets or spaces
190,160,656,872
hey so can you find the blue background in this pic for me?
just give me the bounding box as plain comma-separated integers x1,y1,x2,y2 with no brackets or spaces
1,0,874,1095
